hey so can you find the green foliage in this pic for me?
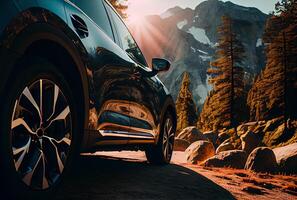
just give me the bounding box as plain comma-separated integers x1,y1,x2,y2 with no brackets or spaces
199,16,247,132
176,72,198,132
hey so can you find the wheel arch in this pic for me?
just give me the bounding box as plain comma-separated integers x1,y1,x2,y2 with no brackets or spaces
1,7,90,129
165,104,177,130
22,37,89,124
156,96,177,144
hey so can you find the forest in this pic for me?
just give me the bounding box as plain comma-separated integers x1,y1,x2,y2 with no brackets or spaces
176,0,297,151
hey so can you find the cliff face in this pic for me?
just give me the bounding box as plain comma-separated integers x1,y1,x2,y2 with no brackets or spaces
129,0,267,108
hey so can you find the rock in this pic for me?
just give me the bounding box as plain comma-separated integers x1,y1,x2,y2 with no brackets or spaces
185,141,215,164
263,117,282,132
236,121,267,137
240,131,262,154
245,147,278,173
244,122,259,126
237,122,257,133
217,131,230,144
273,143,297,174
177,127,207,143
251,124,264,135
174,139,190,151
227,128,236,135
237,124,247,133
242,186,264,195
203,131,218,146
216,139,234,154
263,123,285,147
203,150,247,169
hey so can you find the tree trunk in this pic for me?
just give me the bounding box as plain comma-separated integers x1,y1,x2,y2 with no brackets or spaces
230,23,235,133
282,31,288,133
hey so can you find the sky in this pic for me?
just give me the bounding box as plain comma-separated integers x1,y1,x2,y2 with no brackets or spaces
126,0,279,19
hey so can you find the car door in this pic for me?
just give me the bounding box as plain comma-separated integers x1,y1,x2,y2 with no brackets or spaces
65,0,136,144
104,1,161,144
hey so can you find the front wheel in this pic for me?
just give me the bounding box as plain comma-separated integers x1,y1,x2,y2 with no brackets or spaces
145,113,176,164
0,58,81,198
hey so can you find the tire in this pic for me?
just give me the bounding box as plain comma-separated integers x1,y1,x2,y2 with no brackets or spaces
145,112,176,165
0,57,82,199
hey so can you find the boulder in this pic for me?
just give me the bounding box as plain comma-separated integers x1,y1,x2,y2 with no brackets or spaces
237,124,248,133
245,147,278,173
243,122,258,126
263,117,282,132
253,122,266,134
240,131,261,154
174,139,190,151
263,123,285,147
203,150,247,169
185,141,215,164
203,131,218,146
216,138,234,154
217,131,230,144
177,127,207,143
237,122,257,134
273,143,297,174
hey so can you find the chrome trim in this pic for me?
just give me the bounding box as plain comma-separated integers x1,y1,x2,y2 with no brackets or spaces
99,130,154,139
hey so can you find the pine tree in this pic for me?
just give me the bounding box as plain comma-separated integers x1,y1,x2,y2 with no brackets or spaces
247,0,297,144
199,16,247,132
248,0,297,123
275,0,297,124
108,0,128,19
176,72,198,132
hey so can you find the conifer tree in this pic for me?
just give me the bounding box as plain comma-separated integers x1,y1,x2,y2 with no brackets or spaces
199,16,247,132
176,72,198,132
247,1,297,127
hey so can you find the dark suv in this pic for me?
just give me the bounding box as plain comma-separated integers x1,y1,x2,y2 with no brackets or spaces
0,0,176,197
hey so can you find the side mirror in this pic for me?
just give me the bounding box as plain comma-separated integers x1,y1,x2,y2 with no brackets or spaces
152,58,171,73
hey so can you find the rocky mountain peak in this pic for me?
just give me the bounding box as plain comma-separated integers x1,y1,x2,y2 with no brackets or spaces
130,0,268,108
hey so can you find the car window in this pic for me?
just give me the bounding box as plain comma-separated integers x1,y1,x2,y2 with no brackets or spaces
103,1,148,67
71,0,114,40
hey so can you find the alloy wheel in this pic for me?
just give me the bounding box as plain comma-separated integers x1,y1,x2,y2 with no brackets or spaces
11,79,72,190
162,117,174,161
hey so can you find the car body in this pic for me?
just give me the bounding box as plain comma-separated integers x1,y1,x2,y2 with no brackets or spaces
0,0,176,197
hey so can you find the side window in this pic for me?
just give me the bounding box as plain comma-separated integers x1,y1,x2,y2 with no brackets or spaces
71,0,114,40
104,1,148,67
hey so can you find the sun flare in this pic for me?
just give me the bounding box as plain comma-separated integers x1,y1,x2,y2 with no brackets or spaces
127,15,145,26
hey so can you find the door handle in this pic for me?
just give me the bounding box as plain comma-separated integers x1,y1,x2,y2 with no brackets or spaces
70,14,88,38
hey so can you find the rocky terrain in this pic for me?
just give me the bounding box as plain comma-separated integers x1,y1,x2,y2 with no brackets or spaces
130,0,267,107
175,117,297,175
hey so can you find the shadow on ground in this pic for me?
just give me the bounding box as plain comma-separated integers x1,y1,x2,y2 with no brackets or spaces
54,154,235,200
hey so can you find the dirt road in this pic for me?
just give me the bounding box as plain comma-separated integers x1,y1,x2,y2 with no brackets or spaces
54,151,297,200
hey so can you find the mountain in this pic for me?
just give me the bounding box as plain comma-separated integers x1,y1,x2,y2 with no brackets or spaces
129,0,268,108
160,6,184,19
